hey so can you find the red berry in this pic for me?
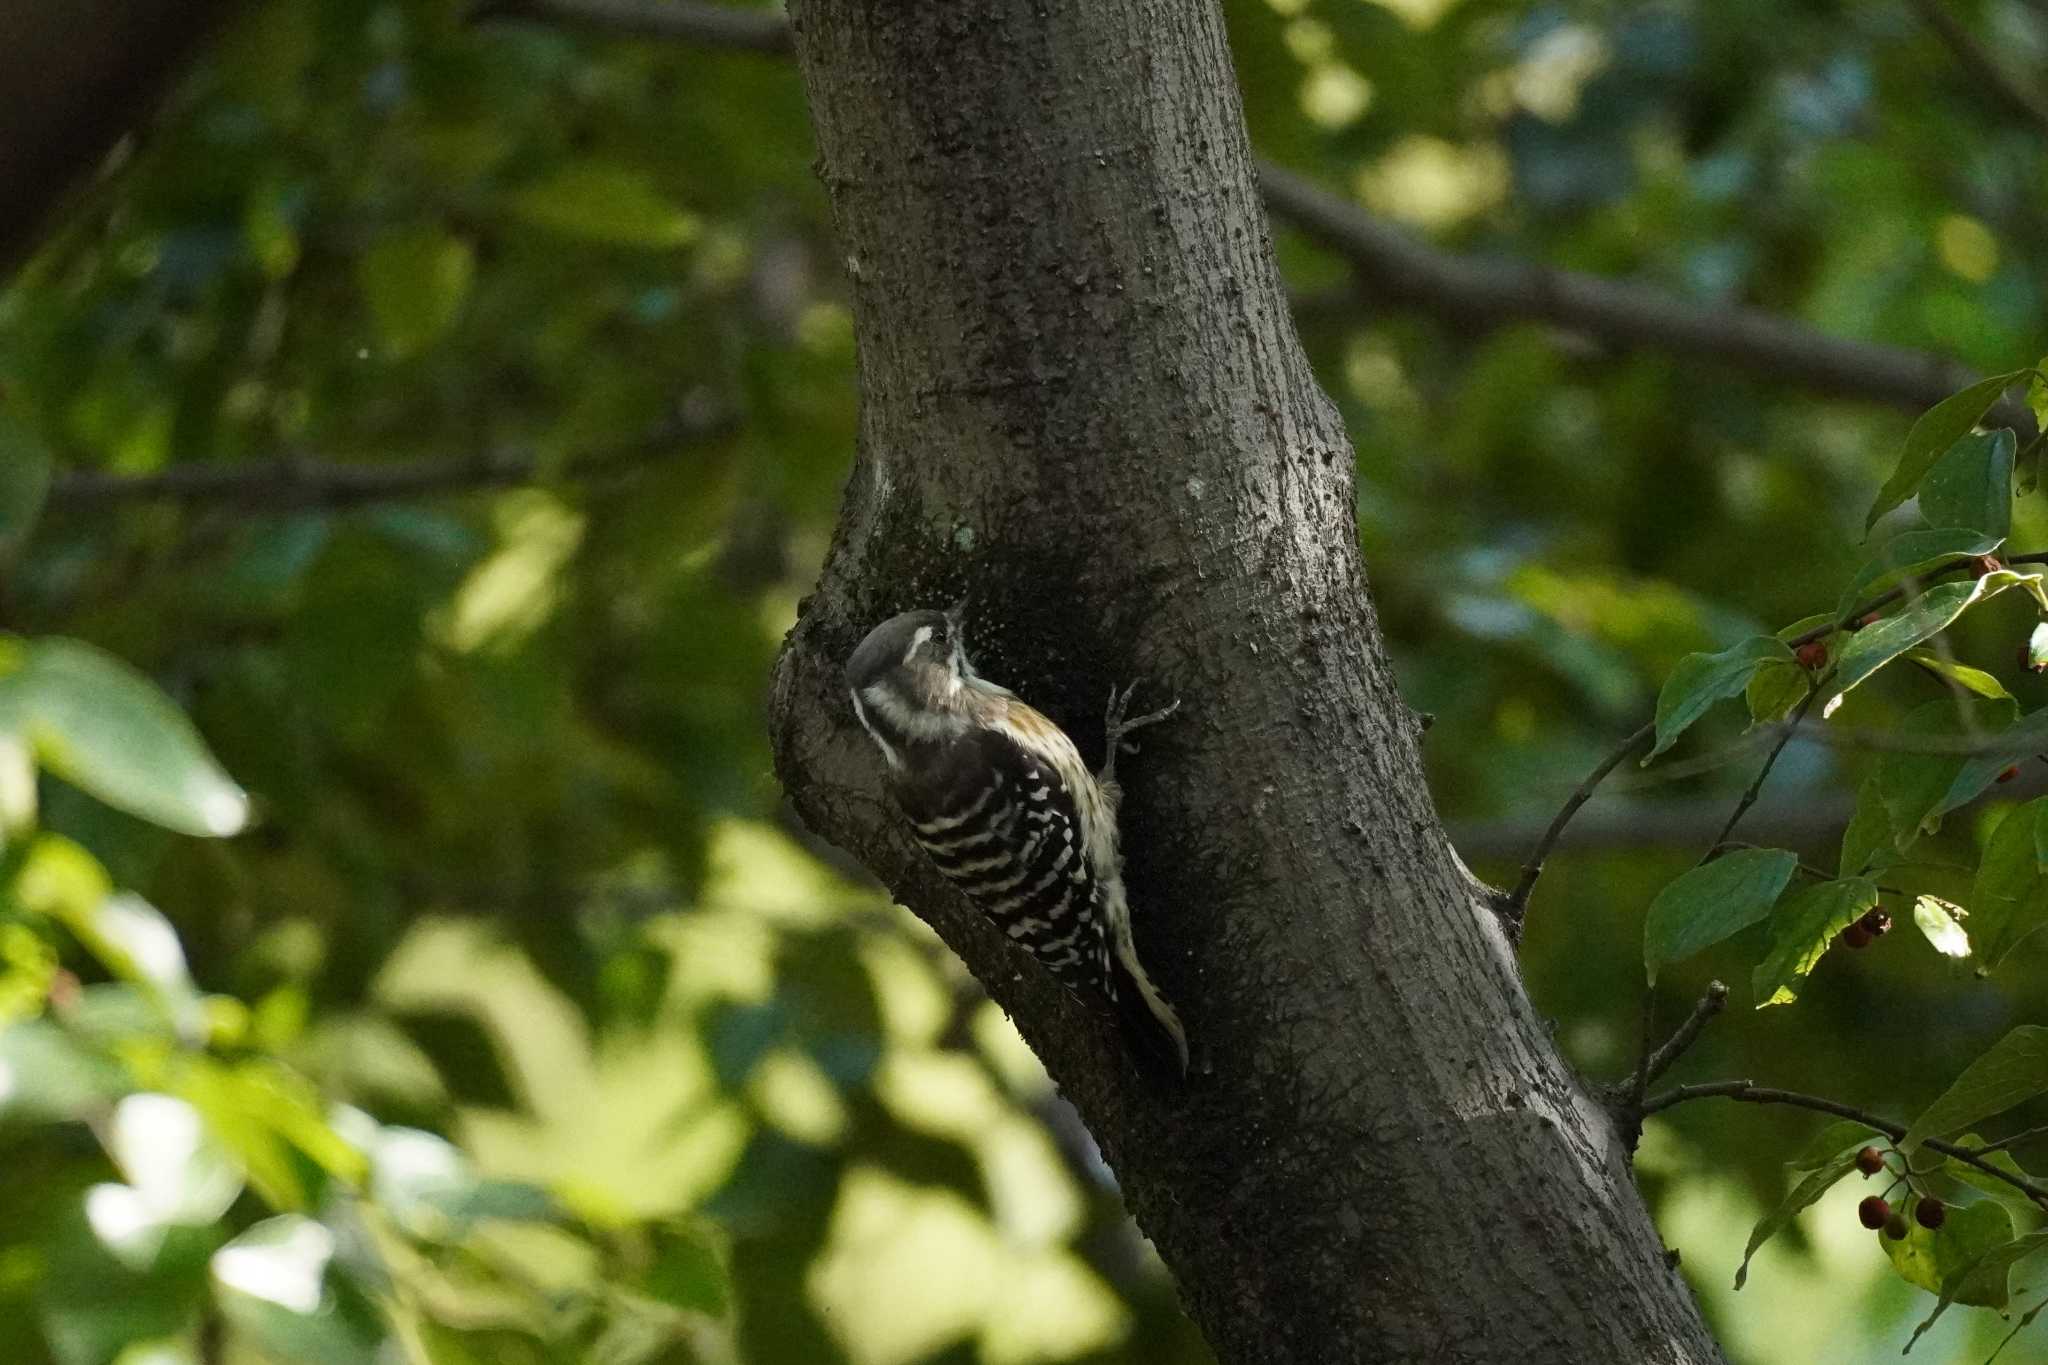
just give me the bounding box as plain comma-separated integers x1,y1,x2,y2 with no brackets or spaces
1860,908,1892,937
1855,1146,1886,1177
1974,555,2004,579
1859,611,1883,629
1795,640,1828,671
1916,1197,1947,1230
1885,1212,1912,1240
1841,922,1875,950
1998,765,2021,784
1859,1195,1892,1230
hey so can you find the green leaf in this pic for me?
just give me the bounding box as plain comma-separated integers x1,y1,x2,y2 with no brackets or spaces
0,412,53,561
1752,877,1878,1008
1941,705,2048,811
1787,1119,1885,1172
1868,370,2030,529
1878,698,2016,847
509,163,700,248
1971,800,2048,970
0,638,248,837
1830,571,2044,712
1835,527,2005,621
359,228,474,359
1905,649,2011,700
1942,1135,2043,1218
1913,895,1971,958
1734,1152,1857,1288
1647,636,1797,760
642,1222,729,1317
1908,1229,2048,1351
1881,1197,2013,1303
1920,430,2017,540
1746,659,1811,729
1643,849,1799,985
1902,1026,2048,1153
1840,776,1892,878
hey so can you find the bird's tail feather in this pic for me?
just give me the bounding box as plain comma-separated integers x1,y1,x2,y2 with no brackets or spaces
1109,951,1189,1079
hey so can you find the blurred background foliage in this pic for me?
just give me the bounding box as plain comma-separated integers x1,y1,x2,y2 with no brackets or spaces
4,0,2048,1360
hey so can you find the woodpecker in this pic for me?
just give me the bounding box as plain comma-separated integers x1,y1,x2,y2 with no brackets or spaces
845,606,1189,1076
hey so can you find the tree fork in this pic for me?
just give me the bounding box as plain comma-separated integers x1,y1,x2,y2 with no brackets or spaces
766,1,1725,1360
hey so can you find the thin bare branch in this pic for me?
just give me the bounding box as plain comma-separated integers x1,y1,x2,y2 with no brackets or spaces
1638,981,1728,1090
1710,679,1826,850
472,0,790,51
43,407,735,513
1503,719,1653,934
1644,1080,2048,1209
474,0,2024,427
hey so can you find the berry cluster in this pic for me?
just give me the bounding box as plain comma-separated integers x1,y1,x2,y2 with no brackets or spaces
1852,1145,1947,1240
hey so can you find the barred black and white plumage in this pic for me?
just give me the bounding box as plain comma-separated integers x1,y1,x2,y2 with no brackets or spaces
845,607,1189,1076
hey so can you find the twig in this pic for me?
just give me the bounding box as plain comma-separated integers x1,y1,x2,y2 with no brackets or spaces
1503,719,1653,929
1618,980,1727,1094
1710,679,1826,851
1971,1123,2048,1156
471,0,791,51
473,0,2026,428
1910,0,2048,138
1643,1080,2048,1209
43,407,735,512
1628,989,1658,1118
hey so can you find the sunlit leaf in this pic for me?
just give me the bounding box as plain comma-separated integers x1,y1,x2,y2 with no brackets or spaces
0,639,248,837
1913,895,1971,958
1880,1197,2012,1304
1834,527,2004,621
1752,877,1877,1008
1829,572,2045,713
106,1094,242,1227
509,163,700,248
1643,849,1798,985
1647,635,1796,760
358,227,475,359
1902,1027,2048,1153
1905,649,2011,700
1867,371,2030,529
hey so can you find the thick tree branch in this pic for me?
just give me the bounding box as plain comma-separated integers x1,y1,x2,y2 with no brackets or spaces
42,407,734,513
477,0,2010,424
1,1,247,274
1645,1081,2048,1209
1911,0,2048,137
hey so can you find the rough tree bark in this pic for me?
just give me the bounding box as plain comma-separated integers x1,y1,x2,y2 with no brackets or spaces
767,2,1725,1362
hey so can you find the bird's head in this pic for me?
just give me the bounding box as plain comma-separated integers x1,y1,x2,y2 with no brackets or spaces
845,603,986,759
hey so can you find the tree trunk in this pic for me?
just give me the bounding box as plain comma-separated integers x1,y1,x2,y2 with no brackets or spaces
768,2,1726,1361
